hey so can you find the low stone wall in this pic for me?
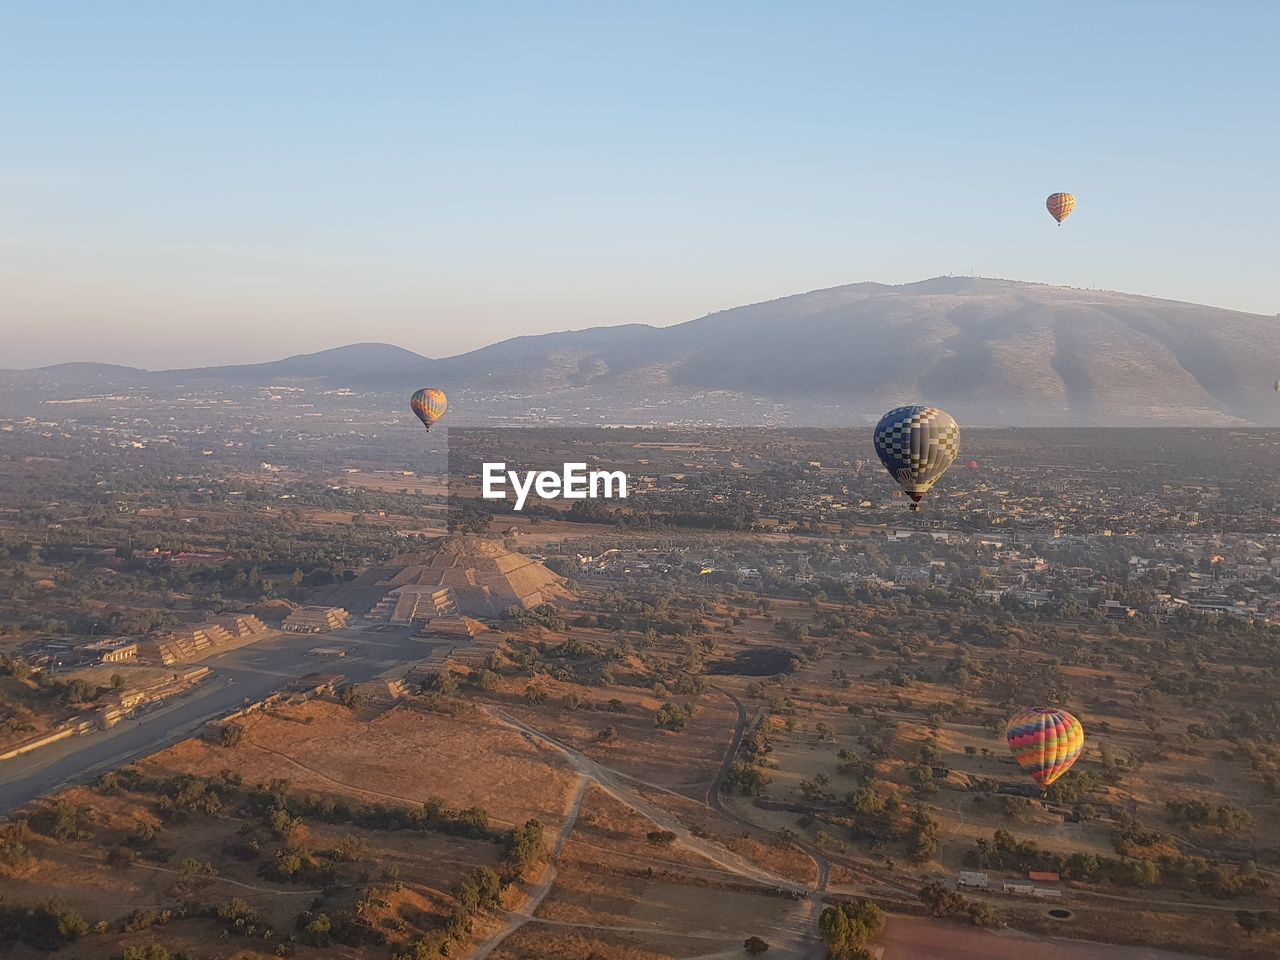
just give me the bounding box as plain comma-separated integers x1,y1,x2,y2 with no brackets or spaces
0,720,96,761
2,668,216,754
210,677,341,731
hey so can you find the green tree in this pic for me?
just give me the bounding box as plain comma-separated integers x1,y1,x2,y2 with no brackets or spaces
301,912,331,946
654,701,688,732
509,819,545,874
818,900,884,959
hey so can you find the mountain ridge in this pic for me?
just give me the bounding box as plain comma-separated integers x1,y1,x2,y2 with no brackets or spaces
6,278,1279,426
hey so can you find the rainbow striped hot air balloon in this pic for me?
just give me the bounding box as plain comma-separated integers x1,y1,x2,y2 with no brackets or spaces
409,388,447,432
1006,707,1084,790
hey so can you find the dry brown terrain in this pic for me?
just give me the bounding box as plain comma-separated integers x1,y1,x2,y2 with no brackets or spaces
148,699,580,830
4,560,1279,960
877,916,1219,960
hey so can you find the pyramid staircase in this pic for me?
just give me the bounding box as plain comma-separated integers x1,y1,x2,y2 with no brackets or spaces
370,586,459,624
140,614,270,665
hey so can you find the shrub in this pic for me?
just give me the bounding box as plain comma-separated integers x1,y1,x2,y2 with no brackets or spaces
117,947,183,960
301,912,332,946
0,899,90,949
219,723,244,747
653,702,687,732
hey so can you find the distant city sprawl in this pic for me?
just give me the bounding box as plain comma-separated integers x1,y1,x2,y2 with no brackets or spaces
2,399,1280,960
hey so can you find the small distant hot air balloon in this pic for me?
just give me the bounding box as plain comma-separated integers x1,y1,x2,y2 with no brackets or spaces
1046,192,1076,225
966,460,979,473
872,405,960,512
409,388,447,432
1007,707,1084,790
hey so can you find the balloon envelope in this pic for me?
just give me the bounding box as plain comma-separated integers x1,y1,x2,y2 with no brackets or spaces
872,405,961,508
410,388,447,431
1006,707,1084,789
1046,192,1076,224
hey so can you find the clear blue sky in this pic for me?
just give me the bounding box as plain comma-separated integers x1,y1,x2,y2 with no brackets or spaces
2,1,1276,368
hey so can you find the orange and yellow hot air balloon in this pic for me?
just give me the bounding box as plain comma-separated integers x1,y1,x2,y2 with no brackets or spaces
1046,192,1076,226
409,388,447,432
1006,706,1084,789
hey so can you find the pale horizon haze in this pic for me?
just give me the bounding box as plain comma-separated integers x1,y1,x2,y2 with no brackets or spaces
2,2,1277,369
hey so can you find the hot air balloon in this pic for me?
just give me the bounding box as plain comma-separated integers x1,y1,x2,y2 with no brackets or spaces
410,388,447,432
872,405,960,511
966,460,979,473
1006,707,1084,790
1046,192,1076,225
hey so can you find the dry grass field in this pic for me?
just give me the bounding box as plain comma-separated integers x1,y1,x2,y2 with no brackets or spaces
337,472,449,497
487,926,697,960
148,699,580,830
5,544,1280,960
539,786,802,936
0,790,500,960
0,696,582,960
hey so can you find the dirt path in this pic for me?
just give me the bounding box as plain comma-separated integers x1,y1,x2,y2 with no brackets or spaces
482,707,827,960
469,773,589,960
1073,886,1267,913
75,851,321,897
488,707,806,894
498,913,732,941
569,837,774,885
707,690,933,904
704,689,828,887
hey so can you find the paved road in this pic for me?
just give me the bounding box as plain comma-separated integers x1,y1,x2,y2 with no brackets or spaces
705,685,752,816
0,623,444,817
707,687,837,892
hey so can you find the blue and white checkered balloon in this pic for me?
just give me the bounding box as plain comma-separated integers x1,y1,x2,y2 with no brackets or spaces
873,405,961,509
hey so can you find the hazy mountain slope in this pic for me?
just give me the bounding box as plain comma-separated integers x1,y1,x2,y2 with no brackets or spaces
424,324,661,391
6,279,1279,424
428,277,1279,423
165,342,432,384
0,362,146,387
